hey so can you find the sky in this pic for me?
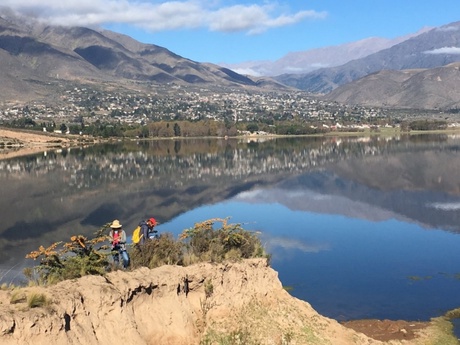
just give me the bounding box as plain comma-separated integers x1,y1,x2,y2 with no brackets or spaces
1,1,460,64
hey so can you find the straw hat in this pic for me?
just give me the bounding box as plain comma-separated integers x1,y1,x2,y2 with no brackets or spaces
110,219,122,229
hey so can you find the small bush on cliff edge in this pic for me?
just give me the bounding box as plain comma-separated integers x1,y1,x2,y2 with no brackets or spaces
130,218,267,269
24,226,110,286
179,218,267,265
129,232,184,269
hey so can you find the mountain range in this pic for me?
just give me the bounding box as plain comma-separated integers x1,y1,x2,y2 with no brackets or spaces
275,21,460,92
274,21,460,109
1,12,460,110
0,14,287,103
226,21,460,110
220,28,430,77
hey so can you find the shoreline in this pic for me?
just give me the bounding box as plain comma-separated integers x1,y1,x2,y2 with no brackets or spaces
0,127,100,160
1,126,460,161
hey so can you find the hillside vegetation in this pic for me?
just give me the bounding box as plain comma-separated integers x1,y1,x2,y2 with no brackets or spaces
24,218,267,285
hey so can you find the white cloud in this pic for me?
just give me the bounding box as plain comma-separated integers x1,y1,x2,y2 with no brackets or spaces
282,63,329,73
436,25,459,32
424,47,460,55
0,1,327,34
231,67,262,77
427,202,460,211
267,236,330,253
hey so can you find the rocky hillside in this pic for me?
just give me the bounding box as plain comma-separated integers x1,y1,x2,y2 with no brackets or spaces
0,14,286,103
323,62,460,109
0,259,456,345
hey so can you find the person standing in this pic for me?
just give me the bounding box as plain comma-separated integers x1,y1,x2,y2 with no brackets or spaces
108,219,130,268
139,217,158,245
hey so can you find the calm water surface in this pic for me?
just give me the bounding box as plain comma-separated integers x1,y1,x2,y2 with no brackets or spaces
0,134,459,324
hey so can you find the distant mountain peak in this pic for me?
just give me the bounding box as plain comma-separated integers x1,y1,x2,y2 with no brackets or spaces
221,28,431,77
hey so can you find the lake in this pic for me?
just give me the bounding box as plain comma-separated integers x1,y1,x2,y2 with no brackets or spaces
0,134,459,324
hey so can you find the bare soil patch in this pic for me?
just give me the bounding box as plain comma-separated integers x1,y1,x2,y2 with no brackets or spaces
341,319,430,342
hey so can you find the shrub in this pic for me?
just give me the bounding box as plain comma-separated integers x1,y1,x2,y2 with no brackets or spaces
131,218,267,269
180,218,267,264
204,279,213,299
224,248,244,262
25,226,110,286
182,219,216,259
129,233,184,269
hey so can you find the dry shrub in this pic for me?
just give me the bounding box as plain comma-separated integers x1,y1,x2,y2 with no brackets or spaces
180,218,267,264
182,252,200,266
130,233,184,269
131,219,267,269
24,226,110,286
224,248,243,262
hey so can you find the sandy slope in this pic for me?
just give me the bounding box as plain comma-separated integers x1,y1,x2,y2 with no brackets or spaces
0,259,456,345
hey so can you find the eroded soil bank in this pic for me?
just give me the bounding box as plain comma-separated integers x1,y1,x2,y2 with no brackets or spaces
0,259,458,345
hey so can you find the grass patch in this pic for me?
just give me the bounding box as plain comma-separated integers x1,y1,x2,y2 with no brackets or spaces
27,292,50,308
445,307,460,320
10,291,27,304
200,327,260,345
1,283,15,291
425,316,459,345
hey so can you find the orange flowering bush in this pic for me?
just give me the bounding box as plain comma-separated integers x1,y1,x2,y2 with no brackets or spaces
24,225,111,285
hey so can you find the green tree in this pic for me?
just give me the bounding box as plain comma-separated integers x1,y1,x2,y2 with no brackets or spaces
246,123,259,133
139,126,150,138
174,123,181,137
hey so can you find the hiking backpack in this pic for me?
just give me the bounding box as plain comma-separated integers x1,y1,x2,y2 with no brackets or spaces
132,225,143,244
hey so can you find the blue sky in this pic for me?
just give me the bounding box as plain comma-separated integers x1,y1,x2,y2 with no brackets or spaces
2,1,459,63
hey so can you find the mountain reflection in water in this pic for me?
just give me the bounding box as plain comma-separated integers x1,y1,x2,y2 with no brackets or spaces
0,134,459,322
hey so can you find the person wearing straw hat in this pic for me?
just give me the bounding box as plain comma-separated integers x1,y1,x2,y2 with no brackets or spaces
108,219,130,269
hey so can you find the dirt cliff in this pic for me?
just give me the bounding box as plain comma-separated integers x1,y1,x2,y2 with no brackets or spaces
0,259,456,345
